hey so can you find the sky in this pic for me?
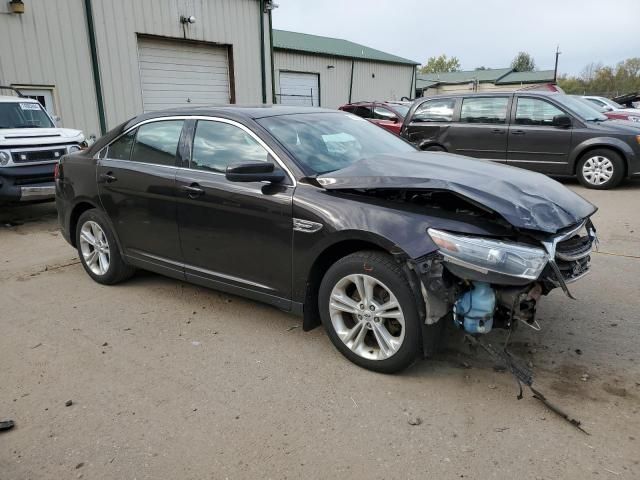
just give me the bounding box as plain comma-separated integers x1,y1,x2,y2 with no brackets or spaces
271,0,640,76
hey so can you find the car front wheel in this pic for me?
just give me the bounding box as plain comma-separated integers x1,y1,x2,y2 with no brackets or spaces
576,149,624,189
318,251,421,373
76,209,135,285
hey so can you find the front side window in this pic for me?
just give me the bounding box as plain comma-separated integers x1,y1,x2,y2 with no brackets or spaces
130,120,184,166
106,130,136,160
460,97,509,124
413,98,455,122
191,120,269,173
515,98,565,126
0,101,54,129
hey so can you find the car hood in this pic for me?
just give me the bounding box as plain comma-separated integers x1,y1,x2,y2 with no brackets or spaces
317,152,597,234
0,127,84,146
587,118,640,133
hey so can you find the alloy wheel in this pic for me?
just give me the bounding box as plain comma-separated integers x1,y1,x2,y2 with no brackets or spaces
328,274,405,361
582,155,614,186
79,220,110,276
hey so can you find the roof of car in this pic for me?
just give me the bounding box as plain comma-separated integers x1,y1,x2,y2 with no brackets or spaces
418,90,562,100
0,95,38,103
121,105,341,130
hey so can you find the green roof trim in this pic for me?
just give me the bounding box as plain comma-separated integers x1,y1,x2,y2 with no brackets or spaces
496,70,555,84
416,68,556,89
273,30,419,66
417,68,512,85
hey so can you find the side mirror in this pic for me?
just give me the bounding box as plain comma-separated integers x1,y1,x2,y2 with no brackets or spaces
225,161,285,183
553,115,572,128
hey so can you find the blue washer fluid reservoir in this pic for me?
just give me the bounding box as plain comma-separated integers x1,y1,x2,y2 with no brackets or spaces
453,282,496,334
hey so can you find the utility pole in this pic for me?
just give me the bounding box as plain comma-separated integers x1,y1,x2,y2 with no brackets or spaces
553,45,561,83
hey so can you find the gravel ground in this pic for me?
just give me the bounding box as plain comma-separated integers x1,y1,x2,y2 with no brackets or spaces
1,180,639,479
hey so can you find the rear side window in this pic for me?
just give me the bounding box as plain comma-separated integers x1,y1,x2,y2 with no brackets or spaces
352,106,373,119
460,97,509,124
515,98,565,126
413,98,455,122
130,120,184,166
191,120,269,173
106,130,135,160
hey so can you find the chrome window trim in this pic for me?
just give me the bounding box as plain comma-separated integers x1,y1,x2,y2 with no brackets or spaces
96,115,297,186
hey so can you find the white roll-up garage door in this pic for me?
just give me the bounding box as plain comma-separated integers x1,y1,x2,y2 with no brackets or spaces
278,72,320,107
137,37,230,112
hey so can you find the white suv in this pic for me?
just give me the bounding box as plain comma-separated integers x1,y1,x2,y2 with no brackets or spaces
0,89,85,203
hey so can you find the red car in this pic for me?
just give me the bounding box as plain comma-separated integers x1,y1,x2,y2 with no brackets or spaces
339,101,411,135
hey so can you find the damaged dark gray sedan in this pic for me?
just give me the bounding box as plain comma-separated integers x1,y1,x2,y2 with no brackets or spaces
56,107,597,373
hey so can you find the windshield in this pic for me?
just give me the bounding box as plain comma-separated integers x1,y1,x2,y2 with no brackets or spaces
258,112,416,174
558,95,608,121
0,101,54,128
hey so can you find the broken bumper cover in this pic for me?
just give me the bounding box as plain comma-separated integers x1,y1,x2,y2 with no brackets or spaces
408,219,595,332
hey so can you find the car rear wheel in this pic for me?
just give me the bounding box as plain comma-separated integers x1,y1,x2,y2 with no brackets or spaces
576,149,624,189
318,251,421,373
76,209,135,285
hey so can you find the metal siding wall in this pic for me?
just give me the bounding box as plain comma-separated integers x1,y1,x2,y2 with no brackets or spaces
351,61,414,103
274,51,415,109
273,51,352,109
91,0,270,128
0,0,101,138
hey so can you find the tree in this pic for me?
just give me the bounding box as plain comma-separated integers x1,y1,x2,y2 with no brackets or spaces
511,52,535,72
419,54,461,74
558,57,640,96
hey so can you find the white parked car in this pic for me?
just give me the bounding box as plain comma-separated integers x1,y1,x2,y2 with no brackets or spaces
0,89,85,203
583,95,640,119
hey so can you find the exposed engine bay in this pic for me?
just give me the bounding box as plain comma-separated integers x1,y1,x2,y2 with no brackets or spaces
329,186,597,338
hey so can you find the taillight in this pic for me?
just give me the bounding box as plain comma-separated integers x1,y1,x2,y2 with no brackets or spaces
54,162,62,180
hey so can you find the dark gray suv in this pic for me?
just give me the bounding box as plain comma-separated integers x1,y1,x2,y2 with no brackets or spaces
401,91,640,189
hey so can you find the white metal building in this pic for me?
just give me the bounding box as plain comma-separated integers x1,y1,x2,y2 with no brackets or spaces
0,1,418,140
0,0,274,139
273,30,418,109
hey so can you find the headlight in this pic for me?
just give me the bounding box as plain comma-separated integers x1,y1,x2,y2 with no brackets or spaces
67,145,82,153
0,151,11,166
428,228,549,280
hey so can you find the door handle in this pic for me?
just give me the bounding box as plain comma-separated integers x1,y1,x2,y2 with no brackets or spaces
491,129,505,134
181,183,205,198
99,172,117,183
511,130,525,135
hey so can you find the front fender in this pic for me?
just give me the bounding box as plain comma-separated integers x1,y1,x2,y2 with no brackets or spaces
569,137,637,174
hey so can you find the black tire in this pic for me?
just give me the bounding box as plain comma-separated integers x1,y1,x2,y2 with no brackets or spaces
576,148,625,189
318,250,422,373
423,145,446,152
75,209,135,285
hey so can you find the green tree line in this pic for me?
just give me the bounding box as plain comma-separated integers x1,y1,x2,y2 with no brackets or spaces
558,58,640,97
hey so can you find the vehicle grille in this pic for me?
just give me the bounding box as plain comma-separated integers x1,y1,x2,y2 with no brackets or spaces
553,224,594,283
555,233,593,261
11,148,67,164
